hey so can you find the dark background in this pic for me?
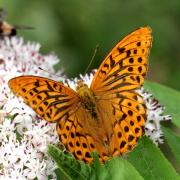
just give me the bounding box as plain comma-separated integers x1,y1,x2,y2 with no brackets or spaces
1,0,180,90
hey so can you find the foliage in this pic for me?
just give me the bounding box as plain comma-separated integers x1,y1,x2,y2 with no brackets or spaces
145,81,180,127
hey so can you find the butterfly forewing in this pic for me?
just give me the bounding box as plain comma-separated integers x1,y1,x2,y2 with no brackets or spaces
8,76,80,122
91,26,152,93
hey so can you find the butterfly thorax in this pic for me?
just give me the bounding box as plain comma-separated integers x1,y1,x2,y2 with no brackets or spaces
76,80,98,119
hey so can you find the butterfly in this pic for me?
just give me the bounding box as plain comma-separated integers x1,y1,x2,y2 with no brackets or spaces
8,26,152,164
0,8,34,37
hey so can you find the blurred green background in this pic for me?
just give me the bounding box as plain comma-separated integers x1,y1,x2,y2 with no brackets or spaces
1,0,180,90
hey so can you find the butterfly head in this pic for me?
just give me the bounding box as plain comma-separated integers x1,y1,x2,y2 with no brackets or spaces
76,80,87,89
76,80,92,97
76,80,91,99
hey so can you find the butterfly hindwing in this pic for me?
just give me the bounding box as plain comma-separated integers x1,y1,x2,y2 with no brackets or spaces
56,106,110,163
100,91,146,156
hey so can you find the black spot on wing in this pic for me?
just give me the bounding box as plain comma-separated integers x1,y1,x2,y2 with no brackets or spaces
118,47,126,53
110,55,115,68
34,81,40,87
126,50,131,57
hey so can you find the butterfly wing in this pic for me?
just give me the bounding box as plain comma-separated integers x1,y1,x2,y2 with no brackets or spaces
91,26,152,93
8,76,80,122
56,105,111,163
90,27,152,157
96,91,146,157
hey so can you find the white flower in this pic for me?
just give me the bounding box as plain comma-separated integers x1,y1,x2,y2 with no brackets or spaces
137,88,171,145
0,36,61,179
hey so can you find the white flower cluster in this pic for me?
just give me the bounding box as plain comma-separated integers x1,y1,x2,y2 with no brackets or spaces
0,36,172,179
137,88,171,145
0,37,63,179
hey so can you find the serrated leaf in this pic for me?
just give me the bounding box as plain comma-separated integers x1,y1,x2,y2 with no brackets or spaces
126,136,179,179
144,81,180,127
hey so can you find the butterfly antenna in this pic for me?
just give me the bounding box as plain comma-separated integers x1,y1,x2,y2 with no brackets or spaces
38,67,64,79
84,44,99,74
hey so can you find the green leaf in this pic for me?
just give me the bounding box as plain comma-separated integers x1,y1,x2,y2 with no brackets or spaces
48,145,143,180
162,125,180,164
89,153,143,180
48,145,91,180
144,81,180,127
126,136,179,179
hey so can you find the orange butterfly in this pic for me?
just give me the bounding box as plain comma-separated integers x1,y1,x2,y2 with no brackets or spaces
8,27,152,163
